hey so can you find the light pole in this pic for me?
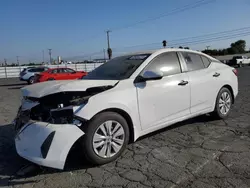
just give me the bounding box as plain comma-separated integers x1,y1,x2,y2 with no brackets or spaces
48,49,52,64
42,50,45,63
106,30,112,59
103,48,106,61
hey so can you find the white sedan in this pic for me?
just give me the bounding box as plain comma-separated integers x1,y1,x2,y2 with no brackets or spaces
14,48,238,169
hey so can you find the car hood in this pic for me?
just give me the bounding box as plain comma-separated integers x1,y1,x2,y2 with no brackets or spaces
21,80,119,98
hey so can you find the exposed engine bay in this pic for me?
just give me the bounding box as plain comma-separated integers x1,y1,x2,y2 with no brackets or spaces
15,85,113,131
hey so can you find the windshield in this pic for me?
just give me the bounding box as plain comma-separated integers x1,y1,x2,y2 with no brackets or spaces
82,54,151,80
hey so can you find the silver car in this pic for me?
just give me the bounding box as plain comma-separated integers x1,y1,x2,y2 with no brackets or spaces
19,67,48,84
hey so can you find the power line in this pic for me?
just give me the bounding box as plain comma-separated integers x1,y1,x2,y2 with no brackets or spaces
112,26,250,51
168,32,250,48
65,27,250,61
65,0,214,47
111,0,215,31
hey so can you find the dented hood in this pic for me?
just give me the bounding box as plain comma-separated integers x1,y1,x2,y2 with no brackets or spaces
21,80,118,98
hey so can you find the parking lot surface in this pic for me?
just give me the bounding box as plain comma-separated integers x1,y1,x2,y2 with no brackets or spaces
0,68,250,188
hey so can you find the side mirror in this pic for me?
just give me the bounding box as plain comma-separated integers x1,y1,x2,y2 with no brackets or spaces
134,70,163,83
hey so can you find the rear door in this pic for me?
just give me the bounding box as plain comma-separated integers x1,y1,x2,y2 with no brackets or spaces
65,68,78,79
51,69,64,80
58,68,70,80
180,52,218,114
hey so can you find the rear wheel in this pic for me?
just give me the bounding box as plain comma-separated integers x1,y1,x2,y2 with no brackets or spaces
81,112,129,165
47,78,55,81
212,87,233,119
28,76,35,84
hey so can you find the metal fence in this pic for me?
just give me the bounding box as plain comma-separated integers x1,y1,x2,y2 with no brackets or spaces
0,63,103,78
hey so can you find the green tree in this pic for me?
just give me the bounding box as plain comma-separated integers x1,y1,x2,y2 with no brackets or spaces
230,40,246,53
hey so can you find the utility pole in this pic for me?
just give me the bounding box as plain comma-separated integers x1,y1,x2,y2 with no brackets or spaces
106,30,112,60
106,30,111,49
16,56,19,66
48,49,52,64
16,56,21,72
4,59,7,78
206,46,210,50
42,50,45,63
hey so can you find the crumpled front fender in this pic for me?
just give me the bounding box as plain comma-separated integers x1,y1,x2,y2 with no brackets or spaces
15,121,84,169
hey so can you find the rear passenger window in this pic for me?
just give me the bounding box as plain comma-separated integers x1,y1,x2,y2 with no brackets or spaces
182,53,205,71
201,56,211,67
28,68,38,72
52,69,58,74
143,52,181,77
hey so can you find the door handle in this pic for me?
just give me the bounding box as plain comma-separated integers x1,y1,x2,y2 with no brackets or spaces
178,80,189,86
213,72,220,77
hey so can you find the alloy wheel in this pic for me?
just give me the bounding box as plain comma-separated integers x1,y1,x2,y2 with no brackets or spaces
219,91,231,115
92,120,125,158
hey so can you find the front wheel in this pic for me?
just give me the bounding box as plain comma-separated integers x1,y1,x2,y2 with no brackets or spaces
212,87,233,119
81,112,130,165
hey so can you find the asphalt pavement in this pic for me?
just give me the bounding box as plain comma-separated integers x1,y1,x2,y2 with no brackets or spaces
0,67,250,188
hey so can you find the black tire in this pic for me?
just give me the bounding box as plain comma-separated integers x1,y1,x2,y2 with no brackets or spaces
28,76,35,84
212,87,233,119
81,112,130,165
47,78,55,81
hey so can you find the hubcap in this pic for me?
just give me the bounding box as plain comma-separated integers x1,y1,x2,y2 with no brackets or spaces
30,77,34,83
93,120,125,158
219,92,231,115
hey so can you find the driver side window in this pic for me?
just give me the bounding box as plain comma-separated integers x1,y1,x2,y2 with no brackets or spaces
143,52,182,77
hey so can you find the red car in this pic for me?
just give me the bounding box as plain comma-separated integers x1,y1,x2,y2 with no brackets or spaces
34,68,87,83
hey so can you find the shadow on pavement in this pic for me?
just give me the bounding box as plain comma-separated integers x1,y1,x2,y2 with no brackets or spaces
0,114,218,186
0,83,26,87
8,86,24,90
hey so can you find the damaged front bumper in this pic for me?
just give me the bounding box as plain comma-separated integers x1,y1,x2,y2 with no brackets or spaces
14,120,84,170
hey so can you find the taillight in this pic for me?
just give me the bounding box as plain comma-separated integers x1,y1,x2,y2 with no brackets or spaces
232,68,238,76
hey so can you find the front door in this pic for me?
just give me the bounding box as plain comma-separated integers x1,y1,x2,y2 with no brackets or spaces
135,52,191,130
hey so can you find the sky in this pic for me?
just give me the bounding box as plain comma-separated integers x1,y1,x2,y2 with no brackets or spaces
1,0,250,64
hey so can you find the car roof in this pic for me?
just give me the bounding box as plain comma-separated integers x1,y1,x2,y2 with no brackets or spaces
27,66,48,69
122,48,218,61
48,67,73,70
